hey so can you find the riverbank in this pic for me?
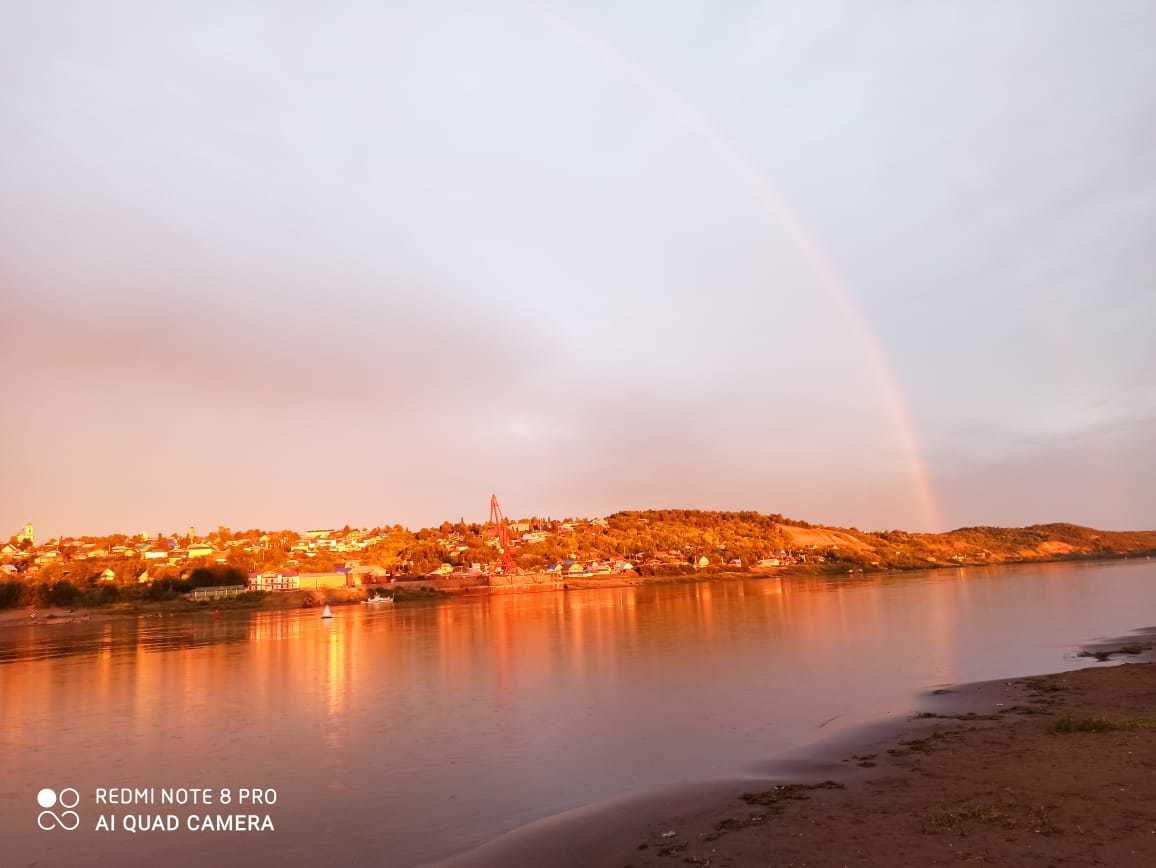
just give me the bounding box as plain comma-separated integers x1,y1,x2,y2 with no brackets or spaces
0,585,448,627
3,553,1152,628
446,631,1156,867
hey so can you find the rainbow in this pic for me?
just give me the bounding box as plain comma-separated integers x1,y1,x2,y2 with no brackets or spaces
531,5,944,531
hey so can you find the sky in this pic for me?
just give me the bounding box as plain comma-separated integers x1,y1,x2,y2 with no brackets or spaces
2,1,1155,538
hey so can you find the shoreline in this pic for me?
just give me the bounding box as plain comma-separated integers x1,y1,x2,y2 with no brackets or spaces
3,551,1152,629
439,627,1156,867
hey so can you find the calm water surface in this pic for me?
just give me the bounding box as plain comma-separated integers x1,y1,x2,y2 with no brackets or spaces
3,560,1155,866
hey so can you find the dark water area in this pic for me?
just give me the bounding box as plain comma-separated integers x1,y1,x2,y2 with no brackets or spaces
3,559,1155,866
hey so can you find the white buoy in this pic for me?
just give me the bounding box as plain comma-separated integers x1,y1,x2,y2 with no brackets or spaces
321,604,333,619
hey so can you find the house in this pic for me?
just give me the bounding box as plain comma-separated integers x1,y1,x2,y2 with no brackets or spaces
137,570,151,584
1,542,20,556
249,571,301,592
696,556,710,568
187,543,214,559
1,564,17,574
99,568,117,582
143,549,169,560
429,563,453,576
350,565,388,585
509,521,531,534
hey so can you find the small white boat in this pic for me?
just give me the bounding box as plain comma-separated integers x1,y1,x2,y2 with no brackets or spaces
363,595,394,605
321,604,333,619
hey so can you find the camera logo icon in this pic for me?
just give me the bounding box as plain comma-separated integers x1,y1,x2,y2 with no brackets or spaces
36,788,80,831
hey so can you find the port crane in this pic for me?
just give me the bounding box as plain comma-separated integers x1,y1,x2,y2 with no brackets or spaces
488,494,517,574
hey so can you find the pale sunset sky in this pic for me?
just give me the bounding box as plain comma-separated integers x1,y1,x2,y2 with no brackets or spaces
2,1,1154,538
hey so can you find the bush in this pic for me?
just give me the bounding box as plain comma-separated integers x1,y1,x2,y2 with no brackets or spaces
186,565,247,588
0,580,25,609
38,580,79,608
143,578,187,601
81,584,120,606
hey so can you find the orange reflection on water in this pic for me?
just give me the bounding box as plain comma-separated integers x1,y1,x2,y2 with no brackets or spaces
5,561,1156,868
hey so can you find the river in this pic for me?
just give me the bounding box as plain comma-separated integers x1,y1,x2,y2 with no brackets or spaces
3,559,1154,866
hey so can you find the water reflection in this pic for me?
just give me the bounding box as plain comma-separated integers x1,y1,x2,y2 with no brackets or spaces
0,614,256,664
3,560,1155,868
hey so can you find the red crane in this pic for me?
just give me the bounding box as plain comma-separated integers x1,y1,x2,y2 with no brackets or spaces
488,494,517,574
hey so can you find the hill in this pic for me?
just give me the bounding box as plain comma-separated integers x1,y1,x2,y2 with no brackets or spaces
544,510,1156,573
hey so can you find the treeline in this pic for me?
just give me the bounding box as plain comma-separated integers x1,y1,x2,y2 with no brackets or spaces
0,565,247,610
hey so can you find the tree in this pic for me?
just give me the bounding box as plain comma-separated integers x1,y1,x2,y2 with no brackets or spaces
187,565,247,588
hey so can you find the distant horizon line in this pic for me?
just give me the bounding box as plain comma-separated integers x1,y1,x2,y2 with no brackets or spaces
10,507,1155,544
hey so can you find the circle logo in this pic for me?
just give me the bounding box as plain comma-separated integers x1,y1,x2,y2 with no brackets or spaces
36,787,80,831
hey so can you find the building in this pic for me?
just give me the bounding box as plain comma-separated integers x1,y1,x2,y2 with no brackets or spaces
99,568,117,582
297,569,353,590
350,565,388,585
17,523,34,546
249,571,300,592
250,568,352,591
187,543,214,559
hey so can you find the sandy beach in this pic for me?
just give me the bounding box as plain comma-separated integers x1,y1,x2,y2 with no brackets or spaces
445,632,1156,867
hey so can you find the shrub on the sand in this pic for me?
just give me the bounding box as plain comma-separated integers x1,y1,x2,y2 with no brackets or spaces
1054,716,1156,733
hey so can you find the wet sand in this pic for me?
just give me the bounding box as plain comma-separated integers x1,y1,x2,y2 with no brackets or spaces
444,632,1156,867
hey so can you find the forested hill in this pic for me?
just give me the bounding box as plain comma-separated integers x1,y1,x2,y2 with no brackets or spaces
8,511,1155,584
569,510,1156,571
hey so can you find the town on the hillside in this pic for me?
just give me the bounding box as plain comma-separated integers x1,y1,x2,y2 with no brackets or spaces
1,508,825,603
5,507,1154,607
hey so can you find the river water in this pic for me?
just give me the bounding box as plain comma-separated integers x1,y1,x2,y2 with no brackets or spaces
3,559,1154,866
